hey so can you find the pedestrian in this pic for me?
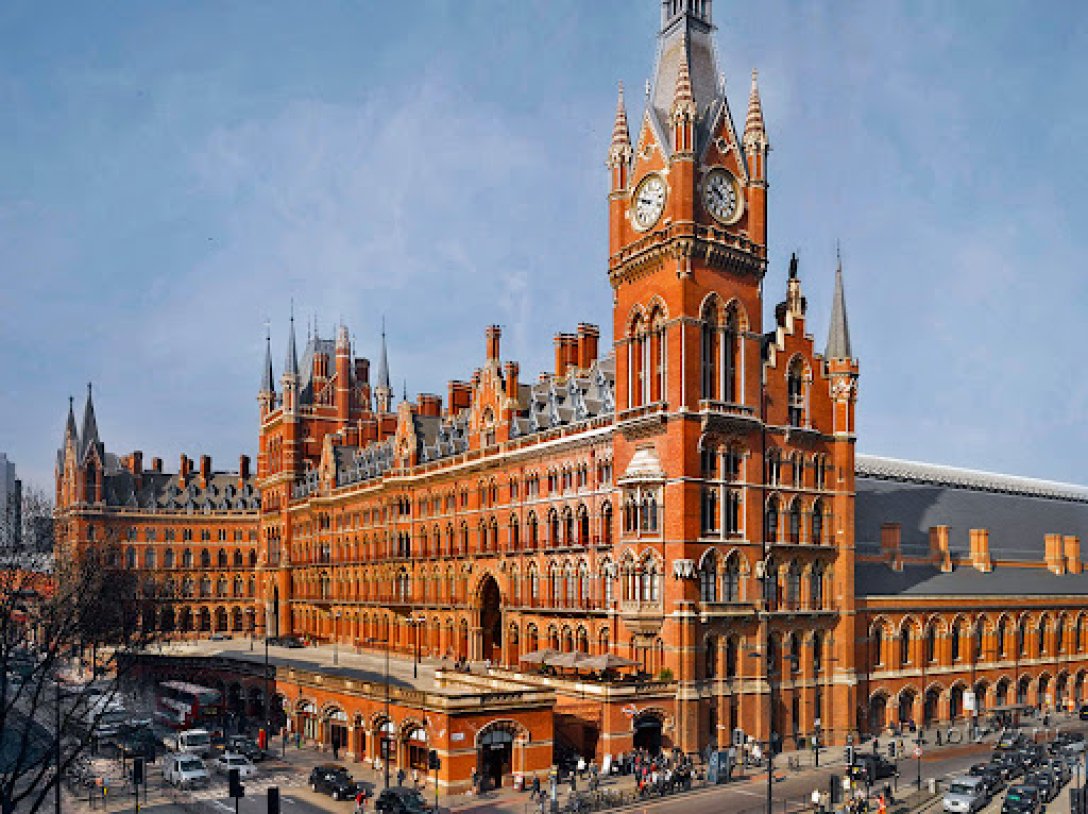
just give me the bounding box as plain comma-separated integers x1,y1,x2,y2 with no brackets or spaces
532,774,541,799
333,740,340,761
355,790,366,814
471,767,478,794
812,788,821,813
412,768,420,788
397,767,406,787
295,730,301,749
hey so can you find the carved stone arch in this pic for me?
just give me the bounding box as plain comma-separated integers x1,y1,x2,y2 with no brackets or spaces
722,297,750,332
698,291,723,323
626,303,648,337
696,547,718,570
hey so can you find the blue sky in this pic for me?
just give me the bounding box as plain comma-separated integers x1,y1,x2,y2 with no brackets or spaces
2,1,1087,490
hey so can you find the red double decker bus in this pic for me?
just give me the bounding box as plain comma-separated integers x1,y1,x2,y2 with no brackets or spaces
155,681,222,731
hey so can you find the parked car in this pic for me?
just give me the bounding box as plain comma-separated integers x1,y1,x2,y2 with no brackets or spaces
308,765,366,801
1002,785,1041,814
163,753,210,789
1079,704,1088,721
943,776,990,814
1042,759,1070,786
213,752,257,779
227,735,266,762
375,787,429,814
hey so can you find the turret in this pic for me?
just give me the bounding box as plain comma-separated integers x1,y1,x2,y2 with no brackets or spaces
606,84,632,193
375,319,391,414
825,249,859,437
744,69,769,246
669,39,697,155
335,323,352,427
259,327,275,416
281,311,299,414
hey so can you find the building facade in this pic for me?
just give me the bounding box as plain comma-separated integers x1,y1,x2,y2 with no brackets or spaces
52,0,1088,790
0,452,21,549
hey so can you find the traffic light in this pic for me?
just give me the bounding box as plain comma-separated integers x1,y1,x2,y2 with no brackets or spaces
132,757,145,786
229,767,245,799
267,786,281,814
887,741,896,759
845,745,855,766
428,749,441,770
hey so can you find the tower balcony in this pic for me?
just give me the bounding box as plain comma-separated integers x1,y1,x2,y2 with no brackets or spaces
699,400,760,435
618,600,664,635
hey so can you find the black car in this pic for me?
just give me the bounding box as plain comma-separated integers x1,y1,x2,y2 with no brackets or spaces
996,731,1028,752
227,735,265,762
1079,704,1088,721
991,754,1025,781
1025,771,1057,803
375,787,429,814
848,754,896,782
269,635,306,649
309,765,366,801
968,764,1004,795
1002,785,1041,814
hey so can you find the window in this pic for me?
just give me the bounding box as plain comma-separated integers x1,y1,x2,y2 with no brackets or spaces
811,500,824,545
788,501,801,544
701,487,719,535
787,358,806,426
700,554,718,602
873,625,885,666
810,565,823,608
765,497,780,544
899,627,911,666
725,489,742,538
766,451,781,485
925,624,937,662
951,621,962,662
997,619,1007,657
705,636,718,679
722,558,740,602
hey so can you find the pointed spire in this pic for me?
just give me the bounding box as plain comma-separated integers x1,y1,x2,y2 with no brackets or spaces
606,83,632,169
402,378,408,403
744,69,767,149
64,395,79,447
261,326,275,394
670,36,697,123
376,317,390,391
80,382,100,460
825,249,853,360
284,308,299,377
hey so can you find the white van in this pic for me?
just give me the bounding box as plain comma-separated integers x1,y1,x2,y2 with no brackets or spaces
174,729,213,757
163,753,210,789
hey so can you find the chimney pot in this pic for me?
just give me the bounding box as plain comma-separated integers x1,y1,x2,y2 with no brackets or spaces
486,325,502,362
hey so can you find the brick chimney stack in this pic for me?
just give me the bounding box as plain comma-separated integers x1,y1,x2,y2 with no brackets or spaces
969,528,992,572
179,454,191,487
880,523,903,571
486,325,502,363
238,455,251,487
929,525,952,572
1065,535,1082,574
151,457,162,473
1045,533,1066,574
554,334,568,378
577,323,600,370
504,361,520,402
199,455,212,488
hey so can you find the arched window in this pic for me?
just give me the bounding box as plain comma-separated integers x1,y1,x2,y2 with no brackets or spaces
951,620,962,662
164,549,175,568
925,623,937,663
810,564,824,608
722,556,740,602
1037,618,1048,655
702,487,719,535
873,625,885,666
705,636,718,679
788,500,801,544
144,549,156,569
785,562,801,610
787,357,807,426
899,625,912,666
700,553,718,603
811,500,824,545
765,497,780,544
997,618,1008,657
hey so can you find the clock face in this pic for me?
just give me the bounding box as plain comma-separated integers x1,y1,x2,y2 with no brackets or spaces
703,168,742,224
632,174,666,230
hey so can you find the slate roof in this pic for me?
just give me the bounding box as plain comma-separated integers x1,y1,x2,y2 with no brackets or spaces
856,562,1088,597
855,454,1088,595
649,9,727,158
93,467,260,512
296,355,617,498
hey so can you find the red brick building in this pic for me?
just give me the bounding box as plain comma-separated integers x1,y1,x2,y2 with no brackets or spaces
53,0,1088,791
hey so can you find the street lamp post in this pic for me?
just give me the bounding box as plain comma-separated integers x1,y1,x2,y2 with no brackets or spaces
333,611,341,667
368,635,392,790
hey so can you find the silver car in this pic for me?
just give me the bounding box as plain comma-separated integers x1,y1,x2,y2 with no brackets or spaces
944,776,989,814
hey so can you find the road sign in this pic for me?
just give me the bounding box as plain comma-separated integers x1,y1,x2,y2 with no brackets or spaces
622,704,638,718
913,745,922,759
964,691,976,713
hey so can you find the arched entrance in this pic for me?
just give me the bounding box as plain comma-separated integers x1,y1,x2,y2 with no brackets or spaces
924,688,940,725
480,576,502,663
633,712,663,755
898,689,916,725
868,694,888,732
477,723,519,790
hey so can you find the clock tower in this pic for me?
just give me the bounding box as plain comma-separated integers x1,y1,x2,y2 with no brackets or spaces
608,0,857,753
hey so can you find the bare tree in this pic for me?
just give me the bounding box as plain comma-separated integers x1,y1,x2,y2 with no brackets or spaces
0,541,154,812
